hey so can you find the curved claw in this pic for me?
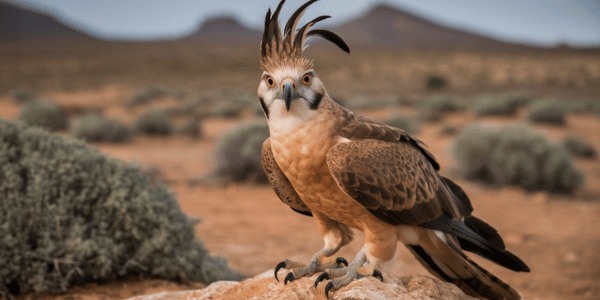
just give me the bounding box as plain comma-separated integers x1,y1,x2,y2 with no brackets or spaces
274,261,286,282
284,272,295,285
335,257,348,267
314,272,329,288
325,281,335,299
373,269,384,282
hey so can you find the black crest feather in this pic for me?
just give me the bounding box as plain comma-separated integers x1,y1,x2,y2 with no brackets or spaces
260,0,350,63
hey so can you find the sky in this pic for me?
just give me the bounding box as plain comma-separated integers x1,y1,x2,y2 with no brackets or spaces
8,0,600,46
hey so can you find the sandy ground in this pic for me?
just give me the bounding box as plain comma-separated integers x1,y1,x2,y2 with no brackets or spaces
2,92,599,300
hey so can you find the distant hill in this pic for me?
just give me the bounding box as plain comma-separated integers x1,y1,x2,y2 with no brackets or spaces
184,16,260,43
0,1,93,41
330,4,525,50
182,4,527,51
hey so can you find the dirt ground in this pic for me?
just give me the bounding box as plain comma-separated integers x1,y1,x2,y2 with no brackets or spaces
2,87,599,300
2,40,599,299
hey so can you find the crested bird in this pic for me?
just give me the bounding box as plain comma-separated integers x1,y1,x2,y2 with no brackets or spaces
257,1,529,299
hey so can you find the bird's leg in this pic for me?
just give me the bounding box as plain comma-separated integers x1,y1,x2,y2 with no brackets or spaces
275,218,352,283
314,246,384,298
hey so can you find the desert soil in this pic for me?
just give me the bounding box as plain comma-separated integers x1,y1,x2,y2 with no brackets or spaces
2,88,598,300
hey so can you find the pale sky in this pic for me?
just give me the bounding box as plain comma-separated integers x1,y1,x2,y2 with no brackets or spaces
7,0,600,46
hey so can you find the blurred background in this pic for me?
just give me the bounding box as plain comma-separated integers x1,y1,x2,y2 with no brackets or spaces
1,0,599,299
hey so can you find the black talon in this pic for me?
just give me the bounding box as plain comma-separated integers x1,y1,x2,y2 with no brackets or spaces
314,272,329,288
335,257,348,267
274,261,286,282
325,281,335,299
373,269,383,282
284,272,295,285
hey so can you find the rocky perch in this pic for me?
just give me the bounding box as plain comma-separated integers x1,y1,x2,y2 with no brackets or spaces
128,270,475,300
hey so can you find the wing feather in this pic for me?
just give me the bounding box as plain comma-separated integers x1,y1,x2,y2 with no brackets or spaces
262,138,312,217
327,139,444,225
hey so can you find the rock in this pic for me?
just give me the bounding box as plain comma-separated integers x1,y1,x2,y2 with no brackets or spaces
127,270,475,300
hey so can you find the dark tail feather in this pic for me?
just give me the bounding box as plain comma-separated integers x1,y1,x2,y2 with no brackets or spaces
406,231,524,300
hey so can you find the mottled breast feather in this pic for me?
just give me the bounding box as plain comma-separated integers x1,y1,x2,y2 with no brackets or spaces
262,138,312,217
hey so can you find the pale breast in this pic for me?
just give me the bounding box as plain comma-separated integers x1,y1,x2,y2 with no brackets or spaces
269,117,368,228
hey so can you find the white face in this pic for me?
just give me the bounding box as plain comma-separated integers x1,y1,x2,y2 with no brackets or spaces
257,67,325,135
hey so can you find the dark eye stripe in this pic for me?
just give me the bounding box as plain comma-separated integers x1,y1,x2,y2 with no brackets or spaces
309,92,323,110
259,97,270,119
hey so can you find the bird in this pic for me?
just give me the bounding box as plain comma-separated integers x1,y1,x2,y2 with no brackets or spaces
257,1,530,299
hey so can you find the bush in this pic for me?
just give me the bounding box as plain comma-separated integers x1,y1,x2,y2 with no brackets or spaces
425,74,448,90
176,115,203,138
72,114,132,143
527,101,567,125
127,86,184,108
19,101,67,131
135,109,172,136
451,123,583,193
419,96,462,122
472,96,517,116
215,121,269,183
562,135,597,159
11,88,37,103
0,119,240,297
382,115,420,134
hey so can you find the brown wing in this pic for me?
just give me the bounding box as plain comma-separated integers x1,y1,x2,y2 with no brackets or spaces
262,138,312,217
327,139,451,226
334,105,440,170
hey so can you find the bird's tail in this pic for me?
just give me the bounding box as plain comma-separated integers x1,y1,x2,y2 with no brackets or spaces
406,232,523,300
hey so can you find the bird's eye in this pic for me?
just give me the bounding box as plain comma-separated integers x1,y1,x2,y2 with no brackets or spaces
265,76,275,88
302,73,312,86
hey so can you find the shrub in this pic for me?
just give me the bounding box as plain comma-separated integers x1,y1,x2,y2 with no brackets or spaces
11,88,37,103
425,74,448,90
19,101,67,131
72,114,132,143
419,95,462,122
0,119,240,297
472,96,517,116
127,86,184,108
451,123,583,193
176,115,203,138
215,121,269,183
562,135,597,159
527,101,567,125
135,109,172,136
382,115,420,134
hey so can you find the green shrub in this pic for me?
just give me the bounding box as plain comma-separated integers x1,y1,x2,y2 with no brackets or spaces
527,101,567,125
425,74,448,90
135,109,172,136
19,101,67,131
472,96,517,116
562,135,597,159
72,114,132,143
382,115,420,134
127,86,185,108
419,95,462,122
11,88,37,103
451,123,583,193
0,119,240,297
176,115,203,138
215,121,269,183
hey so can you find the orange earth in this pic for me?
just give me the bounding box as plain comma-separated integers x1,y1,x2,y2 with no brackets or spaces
1,87,598,300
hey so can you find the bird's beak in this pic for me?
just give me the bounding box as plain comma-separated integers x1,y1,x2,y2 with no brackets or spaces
281,79,295,112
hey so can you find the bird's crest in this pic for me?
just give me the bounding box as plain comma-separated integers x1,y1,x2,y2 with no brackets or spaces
260,0,350,71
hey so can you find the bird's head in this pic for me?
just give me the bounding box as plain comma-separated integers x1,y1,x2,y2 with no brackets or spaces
257,0,349,123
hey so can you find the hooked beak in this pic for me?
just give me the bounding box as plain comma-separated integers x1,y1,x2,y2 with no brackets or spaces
283,82,293,111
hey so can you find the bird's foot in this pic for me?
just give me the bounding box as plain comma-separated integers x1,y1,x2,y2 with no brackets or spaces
314,249,383,298
274,254,348,284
